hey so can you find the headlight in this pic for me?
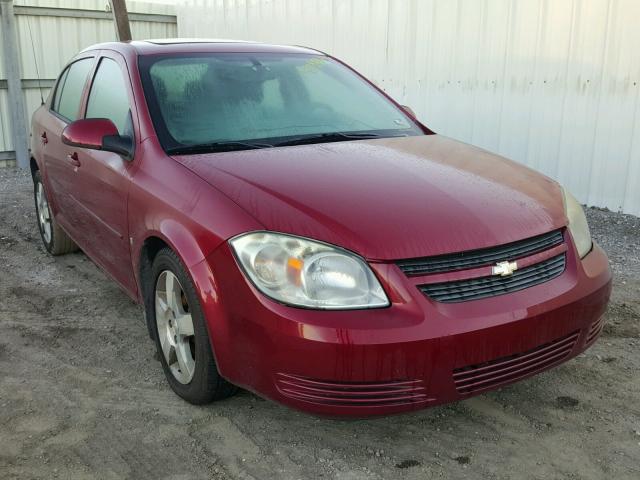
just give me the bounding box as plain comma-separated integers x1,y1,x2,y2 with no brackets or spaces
229,232,389,309
562,188,592,258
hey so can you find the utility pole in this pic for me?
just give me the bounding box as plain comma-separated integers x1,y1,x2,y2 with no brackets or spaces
0,0,29,169
109,0,132,42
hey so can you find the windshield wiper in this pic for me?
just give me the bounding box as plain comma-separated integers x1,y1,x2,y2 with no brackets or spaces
167,140,274,155
274,131,403,147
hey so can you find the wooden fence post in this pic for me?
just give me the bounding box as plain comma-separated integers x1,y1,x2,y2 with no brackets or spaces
0,0,29,169
109,0,132,42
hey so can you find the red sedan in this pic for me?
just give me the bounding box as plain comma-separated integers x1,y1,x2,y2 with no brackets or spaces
30,40,611,416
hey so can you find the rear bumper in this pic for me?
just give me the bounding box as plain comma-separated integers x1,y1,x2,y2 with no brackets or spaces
197,241,611,417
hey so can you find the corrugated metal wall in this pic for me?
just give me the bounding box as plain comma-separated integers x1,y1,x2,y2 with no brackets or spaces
178,0,640,216
0,0,177,156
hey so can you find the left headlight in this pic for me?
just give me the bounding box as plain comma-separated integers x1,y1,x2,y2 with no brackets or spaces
229,232,390,309
562,188,592,258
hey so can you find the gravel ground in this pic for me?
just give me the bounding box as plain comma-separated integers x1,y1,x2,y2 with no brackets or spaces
1,167,639,480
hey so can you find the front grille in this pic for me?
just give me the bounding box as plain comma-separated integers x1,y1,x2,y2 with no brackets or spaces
419,254,566,303
453,331,579,395
275,373,433,407
396,229,564,276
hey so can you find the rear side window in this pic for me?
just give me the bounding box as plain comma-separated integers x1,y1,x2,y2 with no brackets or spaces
51,69,69,113
52,58,93,122
86,57,131,134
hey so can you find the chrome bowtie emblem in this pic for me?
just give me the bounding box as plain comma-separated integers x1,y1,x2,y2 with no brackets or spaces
492,260,518,277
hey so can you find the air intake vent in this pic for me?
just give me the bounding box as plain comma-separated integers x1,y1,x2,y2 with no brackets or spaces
275,374,432,407
396,230,564,276
586,315,606,346
419,254,566,303
453,331,579,395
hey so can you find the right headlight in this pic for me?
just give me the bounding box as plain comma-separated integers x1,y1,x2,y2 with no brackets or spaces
562,187,592,258
229,231,389,309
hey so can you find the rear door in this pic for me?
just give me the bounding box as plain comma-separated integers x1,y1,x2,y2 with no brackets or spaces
39,56,95,232
64,51,138,293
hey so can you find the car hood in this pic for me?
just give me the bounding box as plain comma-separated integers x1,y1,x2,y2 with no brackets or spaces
172,135,566,261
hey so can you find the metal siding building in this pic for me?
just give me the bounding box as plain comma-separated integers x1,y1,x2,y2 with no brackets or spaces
0,0,177,161
178,0,640,216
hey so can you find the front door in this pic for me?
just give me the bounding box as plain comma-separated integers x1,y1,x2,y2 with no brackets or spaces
65,53,138,293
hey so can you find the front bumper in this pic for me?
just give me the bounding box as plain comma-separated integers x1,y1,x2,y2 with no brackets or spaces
196,239,611,417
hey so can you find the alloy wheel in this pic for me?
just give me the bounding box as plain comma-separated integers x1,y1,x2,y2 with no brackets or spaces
36,181,52,244
155,270,196,384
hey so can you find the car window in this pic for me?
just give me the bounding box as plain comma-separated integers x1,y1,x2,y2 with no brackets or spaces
139,53,421,150
52,68,69,113
85,57,131,134
52,58,93,122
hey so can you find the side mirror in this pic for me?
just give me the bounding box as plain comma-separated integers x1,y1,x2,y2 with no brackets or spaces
102,134,134,160
401,105,416,118
62,118,134,160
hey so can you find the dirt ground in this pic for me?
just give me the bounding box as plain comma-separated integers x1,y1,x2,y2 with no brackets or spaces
1,167,639,480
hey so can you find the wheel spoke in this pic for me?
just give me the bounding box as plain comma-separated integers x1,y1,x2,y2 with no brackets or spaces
43,223,51,243
158,327,169,357
155,292,169,314
174,312,194,337
176,344,195,379
165,271,174,294
165,273,180,312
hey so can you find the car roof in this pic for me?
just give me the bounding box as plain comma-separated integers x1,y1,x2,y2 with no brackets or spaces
80,39,323,56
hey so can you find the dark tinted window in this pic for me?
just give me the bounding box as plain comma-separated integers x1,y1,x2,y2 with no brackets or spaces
53,58,93,121
86,58,130,133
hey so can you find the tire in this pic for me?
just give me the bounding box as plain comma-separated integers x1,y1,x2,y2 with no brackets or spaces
33,170,78,255
149,247,237,404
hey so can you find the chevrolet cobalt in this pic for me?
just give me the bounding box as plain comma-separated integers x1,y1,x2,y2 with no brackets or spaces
30,40,611,416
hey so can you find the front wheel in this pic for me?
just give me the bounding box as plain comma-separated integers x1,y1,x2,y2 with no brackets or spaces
33,170,78,255
150,248,237,404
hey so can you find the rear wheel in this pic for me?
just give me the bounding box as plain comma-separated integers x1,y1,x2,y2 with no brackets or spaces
33,171,78,255
150,248,237,404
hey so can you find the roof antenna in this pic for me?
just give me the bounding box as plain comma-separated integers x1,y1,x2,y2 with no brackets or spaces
25,16,45,105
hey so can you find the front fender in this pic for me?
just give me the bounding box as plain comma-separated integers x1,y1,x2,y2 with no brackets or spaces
128,139,264,302
157,218,210,268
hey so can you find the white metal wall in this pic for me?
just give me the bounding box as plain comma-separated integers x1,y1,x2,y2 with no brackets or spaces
178,0,640,216
0,0,177,155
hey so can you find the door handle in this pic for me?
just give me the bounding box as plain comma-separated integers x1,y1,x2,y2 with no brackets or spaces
41,132,48,144
66,152,81,167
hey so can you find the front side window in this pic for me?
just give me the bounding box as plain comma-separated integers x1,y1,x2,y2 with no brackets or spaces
139,53,423,153
86,57,131,134
52,58,93,122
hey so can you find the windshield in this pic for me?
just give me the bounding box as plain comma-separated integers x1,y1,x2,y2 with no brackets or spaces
138,53,424,153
